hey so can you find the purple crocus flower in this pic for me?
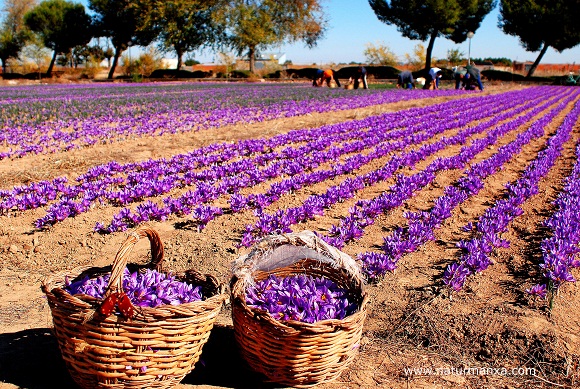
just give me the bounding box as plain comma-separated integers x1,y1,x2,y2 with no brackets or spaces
525,284,547,299
65,269,203,308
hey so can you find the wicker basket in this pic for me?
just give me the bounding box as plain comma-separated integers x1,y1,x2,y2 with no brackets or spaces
231,231,369,388
42,225,227,389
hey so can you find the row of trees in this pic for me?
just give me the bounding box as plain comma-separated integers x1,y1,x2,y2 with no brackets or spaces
368,0,580,77
0,0,326,78
1,0,579,79
363,40,514,72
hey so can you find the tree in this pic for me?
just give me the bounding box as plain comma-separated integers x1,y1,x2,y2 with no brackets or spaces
404,43,426,70
122,46,165,77
499,0,580,77
89,0,157,79
24,0,92,76
184,56,200,66
216,50,236,77
368,0,495,70
137,0,225,70
21,35,51,75
219,0,327,74
447,48,465,66
363,41,398,66
0,0,36,74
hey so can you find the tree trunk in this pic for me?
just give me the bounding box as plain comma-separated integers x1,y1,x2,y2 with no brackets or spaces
108,46,122,80
526,43,549,78
1,58,6,74
46,50,57,76
425,30,438,70
176,48,183,70
248,46,255,74
425,30,439,71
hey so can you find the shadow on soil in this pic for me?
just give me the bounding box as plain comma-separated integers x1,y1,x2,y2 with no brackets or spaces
0,325,278,389
0,328,76,388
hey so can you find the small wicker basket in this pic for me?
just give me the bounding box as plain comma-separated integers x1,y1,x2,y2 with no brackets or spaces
231,231,369,388
42,225,227,389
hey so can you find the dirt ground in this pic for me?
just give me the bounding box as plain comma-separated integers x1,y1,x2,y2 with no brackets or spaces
0,81,579,389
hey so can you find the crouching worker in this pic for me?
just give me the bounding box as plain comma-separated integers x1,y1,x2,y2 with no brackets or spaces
463,65,484,91
424,67,442,89
396,70,415,89
313,68,341,87
452,66,467,89
347,66,368,89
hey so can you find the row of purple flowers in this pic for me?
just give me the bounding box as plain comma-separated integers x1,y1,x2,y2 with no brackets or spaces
3,85,579,304
108,87,526,235
1,86,523,229
442,97,580,291
0,83,466,160
240,88,570,249
327,89,576,279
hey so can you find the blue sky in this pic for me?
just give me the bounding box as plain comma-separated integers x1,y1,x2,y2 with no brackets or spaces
13,0,579,66
271,0,580,66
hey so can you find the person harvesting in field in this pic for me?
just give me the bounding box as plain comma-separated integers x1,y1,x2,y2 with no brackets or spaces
313,68,341,87
347,66,368,89
425,67,442,89
396,70,415,89
454,65,484,91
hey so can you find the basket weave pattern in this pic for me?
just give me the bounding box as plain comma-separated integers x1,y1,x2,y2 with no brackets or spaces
42,226,227,389
231,232,369,388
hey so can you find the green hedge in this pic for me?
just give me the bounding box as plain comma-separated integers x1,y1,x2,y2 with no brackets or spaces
148,69,213,78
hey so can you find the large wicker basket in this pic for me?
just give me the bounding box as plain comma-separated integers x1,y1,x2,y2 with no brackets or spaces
231,231,369,388
42,225,227,389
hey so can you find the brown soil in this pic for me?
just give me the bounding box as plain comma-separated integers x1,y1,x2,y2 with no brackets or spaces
1,81,579,389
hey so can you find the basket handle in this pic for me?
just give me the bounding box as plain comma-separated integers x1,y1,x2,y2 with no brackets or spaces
104,225,165,298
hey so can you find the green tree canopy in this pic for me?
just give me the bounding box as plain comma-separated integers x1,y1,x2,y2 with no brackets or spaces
368,0,495,70
24,0,92,76
137,0,225,70
0,0,36,73
447,48,465,66
89,0,157,79
499,0,580,77
219,0,327,73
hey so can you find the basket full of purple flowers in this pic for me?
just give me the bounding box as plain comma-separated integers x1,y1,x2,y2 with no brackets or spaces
231,230,369,388
41,225,227,389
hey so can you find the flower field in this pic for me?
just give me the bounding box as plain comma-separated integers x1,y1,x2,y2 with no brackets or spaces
0,82,579,388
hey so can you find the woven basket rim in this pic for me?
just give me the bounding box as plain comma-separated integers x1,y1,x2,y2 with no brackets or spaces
43,265,228,310
232,230,365,287
42,225,228,320
230,258,369,332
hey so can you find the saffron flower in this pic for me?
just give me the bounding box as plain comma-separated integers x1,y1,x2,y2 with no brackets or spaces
245,274,358,323
65,269,203,308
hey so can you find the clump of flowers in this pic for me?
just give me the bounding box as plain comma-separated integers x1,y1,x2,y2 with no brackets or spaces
245,274,358,323
65,269,203,307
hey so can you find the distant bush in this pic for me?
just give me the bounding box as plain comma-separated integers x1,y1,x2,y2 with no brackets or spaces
264,70,283,79
337,66,400,80
285,67,319,79
472,57,513,67
1,73,25,79
24,72,56,80
481,70,526,81
481,70,554,83
229,70,253,78
149,69,212,79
